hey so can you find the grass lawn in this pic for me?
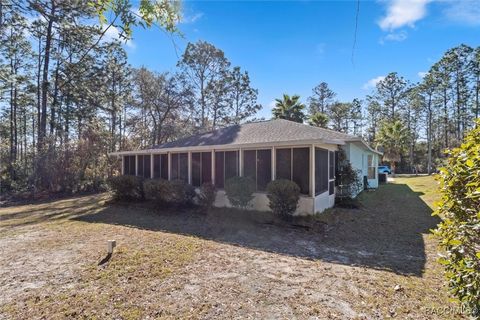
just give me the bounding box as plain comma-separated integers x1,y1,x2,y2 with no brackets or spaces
0,176,466,319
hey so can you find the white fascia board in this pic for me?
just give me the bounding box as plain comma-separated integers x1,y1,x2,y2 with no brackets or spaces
107,138,345,157
345,138,383,155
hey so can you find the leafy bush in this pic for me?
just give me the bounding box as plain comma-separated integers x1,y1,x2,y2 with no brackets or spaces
108,175,143,201
197,182,216,212
266,179,300,218
434,121,480,317
163,179,195,207
143,179,170,204
224,176,256,209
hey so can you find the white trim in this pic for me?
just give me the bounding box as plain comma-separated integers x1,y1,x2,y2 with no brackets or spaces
310,145,315,197
121,156,124,175
211,150,215,184
108,139,348,157
167,153,171,180
271,146,276,181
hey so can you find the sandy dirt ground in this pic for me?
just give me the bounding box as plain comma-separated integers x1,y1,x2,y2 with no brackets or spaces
0,176,467,319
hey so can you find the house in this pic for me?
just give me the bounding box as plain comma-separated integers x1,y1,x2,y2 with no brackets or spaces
110,119,381,215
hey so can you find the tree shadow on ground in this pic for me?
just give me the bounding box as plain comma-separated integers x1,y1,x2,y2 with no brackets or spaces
73,182,440,277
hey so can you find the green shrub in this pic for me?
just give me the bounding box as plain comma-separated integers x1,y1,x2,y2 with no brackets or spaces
197,182,216,212
163,179,195,207
143,179,170,204
434,121,480,317
266,179,300,218
224,176,256,209
108,175,143,201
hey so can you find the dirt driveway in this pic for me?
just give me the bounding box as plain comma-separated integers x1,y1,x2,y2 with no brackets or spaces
0,176,465,319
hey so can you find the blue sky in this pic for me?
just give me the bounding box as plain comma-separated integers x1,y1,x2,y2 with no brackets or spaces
121,0,480,119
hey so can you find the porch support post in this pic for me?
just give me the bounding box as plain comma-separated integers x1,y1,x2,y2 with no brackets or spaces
239,148,243,176
120,156,124,175
271,146,276,181
167,153,171,180
211,150,215,185
310,144,315,198
150,153,154,179
188,152,192,184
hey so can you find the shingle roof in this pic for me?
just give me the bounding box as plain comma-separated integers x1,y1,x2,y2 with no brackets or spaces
153,119,357,149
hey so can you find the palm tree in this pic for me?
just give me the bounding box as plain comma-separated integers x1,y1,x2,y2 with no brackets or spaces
308,112,329,128
376,120,409,175
272,94,306,123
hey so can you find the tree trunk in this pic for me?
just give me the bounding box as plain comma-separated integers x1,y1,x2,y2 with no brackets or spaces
38,0,56,150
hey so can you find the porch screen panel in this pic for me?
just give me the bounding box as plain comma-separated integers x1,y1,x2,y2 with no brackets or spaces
137,155,144,177
243,150,256,181
144,155,151,178
171,153,179,180
153,155,161,178
179,153,188,182
256,149,272,191
123,156,130,175
292,148,310,195
128,156,135,175
315,148,328,195
275,148,291,180
224,151,239,181
214,151,225,188
201,152,212,184
160,154,168,179
192,153,201,187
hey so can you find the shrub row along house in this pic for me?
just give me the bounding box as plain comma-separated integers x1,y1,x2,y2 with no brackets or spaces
110,119,380,214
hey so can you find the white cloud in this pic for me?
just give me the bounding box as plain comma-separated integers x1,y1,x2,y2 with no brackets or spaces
103,26,135,49
378,0,431,31
418,71,428,78
363,76,385,90
443,0,480,26
385,30,408,41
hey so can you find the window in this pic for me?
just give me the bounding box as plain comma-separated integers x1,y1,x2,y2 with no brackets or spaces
315,148,328,195
123,155,136,175
214,151,239,188
191,152,212,187
170,153,188,182
275,148,309,195
153,155,161,178
136,155,151,178
368,154,376,179
329,151,334,180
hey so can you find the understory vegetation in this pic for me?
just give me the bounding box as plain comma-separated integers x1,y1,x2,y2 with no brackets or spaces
434,121,480,317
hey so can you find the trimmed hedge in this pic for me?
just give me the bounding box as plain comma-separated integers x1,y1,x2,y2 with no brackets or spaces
108,175,143,200
225,176,256,209
266,179,300,218
434,121,480,317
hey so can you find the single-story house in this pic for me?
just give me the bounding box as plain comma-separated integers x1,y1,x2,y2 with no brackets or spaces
109,119,381,215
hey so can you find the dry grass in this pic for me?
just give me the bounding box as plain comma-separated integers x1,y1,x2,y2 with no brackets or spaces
0,176,466,319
